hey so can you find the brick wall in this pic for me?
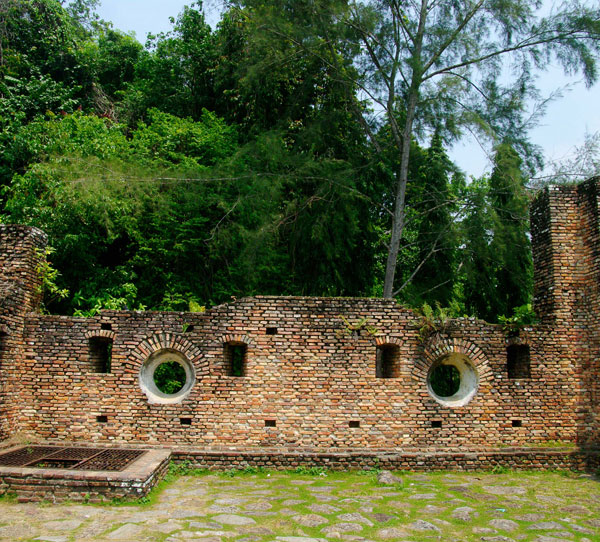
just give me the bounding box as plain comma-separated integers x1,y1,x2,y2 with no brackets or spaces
0,225,46,440
0,179,598,453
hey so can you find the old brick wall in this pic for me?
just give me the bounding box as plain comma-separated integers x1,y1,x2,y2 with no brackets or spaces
0,178,598,452
0,225,46,440
13,299,582,449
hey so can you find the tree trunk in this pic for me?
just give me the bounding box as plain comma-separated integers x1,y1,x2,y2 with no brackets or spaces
382,87,418,298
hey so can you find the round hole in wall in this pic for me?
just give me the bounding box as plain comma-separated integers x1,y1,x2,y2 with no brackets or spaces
139,349,195,404
427,353,479,407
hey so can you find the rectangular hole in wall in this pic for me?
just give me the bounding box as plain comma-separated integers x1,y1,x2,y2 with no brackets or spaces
96,415,108,423
184,324,195,333
507,344,531,379
89,337,113,373
180,418,192,426
266,327,278,335
0,332,6,368
100,323,112,330
224,343,247,377
512,419,522,428
265,420,276,427
349,420,360,428
376,344,400,378
431,420,442,428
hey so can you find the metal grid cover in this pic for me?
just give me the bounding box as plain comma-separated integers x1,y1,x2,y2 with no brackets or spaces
0,446,146,471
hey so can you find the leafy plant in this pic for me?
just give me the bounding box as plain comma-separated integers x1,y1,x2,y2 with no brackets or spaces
498,304,538,334
414,302,456,343
337,315,378,338
35,247,69,312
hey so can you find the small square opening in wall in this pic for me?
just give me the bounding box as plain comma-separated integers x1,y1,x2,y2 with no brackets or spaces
180,418,193,426
265,420,276,427
431,420,443,428
96,415,108,423
512,419,522,428
266,327,278,335
89,337,113,373
224,343,247,377
349,420,360,428
184,324,195,333
100,323,112,330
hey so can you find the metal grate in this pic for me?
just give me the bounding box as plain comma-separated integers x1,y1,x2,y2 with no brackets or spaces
0,446,146,471
0,446,60,467
77,449,146,471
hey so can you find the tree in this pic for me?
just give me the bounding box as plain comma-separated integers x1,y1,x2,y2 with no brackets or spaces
232,0,600,297
461,142,532,321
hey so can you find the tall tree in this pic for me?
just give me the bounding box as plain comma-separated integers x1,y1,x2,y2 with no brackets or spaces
232,0,600,297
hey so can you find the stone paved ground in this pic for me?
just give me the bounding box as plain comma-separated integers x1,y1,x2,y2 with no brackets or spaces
0,469,598,541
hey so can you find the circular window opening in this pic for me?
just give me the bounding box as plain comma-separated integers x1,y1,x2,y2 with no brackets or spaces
153,361,187,394
139,349,195,404
427,353,479,407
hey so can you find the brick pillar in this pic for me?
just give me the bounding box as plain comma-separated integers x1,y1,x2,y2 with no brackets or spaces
530,178,600,445
0,225,48,439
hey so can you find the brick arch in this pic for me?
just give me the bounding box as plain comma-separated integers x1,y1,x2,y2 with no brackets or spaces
412,337,492,384
84,329,117,341
374,336,402,347
125,332,207,375
221,333,254,347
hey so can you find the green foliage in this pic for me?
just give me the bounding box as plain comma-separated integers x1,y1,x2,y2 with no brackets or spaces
498,304,538,334
414,302,463,343
35,247,69,312
153,361,186,395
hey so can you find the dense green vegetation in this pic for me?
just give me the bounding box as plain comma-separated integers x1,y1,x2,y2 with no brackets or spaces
1,0,598,322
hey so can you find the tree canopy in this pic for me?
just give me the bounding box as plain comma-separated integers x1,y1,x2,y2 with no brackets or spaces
0,0,597,323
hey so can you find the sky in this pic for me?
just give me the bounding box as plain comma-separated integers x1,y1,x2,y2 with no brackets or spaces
94,0,600,180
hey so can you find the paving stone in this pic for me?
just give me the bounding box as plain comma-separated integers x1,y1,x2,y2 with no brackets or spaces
409,492,436,500
156,520,185,534
376,471,402,485
293,514,329,527
483,486,527,496
275,537,328,542
489,519,519,531
210,514,256,526
481,537,516,542
372,513,396,523
244,500,273,511
207,504,241,514
561,505,591,515
308,503,341,514
45,520,83,531
215,496,248,505
105,523,145,540
534,536,573,542
516,513,546,521
169,509,207,519
408,520,441,532
321,522,364,535
188,522,225,530
566,522,594,534
528,522,566,530
34,537,68,542
337,513,373,526
474,527,498,534
422,504,446,514
282,499,306,506
452,506,478,521
376,527,410,539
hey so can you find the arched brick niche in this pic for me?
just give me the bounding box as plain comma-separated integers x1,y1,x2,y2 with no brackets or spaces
374,336,402,378
84,330,117,374
413,337,492,407
220,334,253,377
